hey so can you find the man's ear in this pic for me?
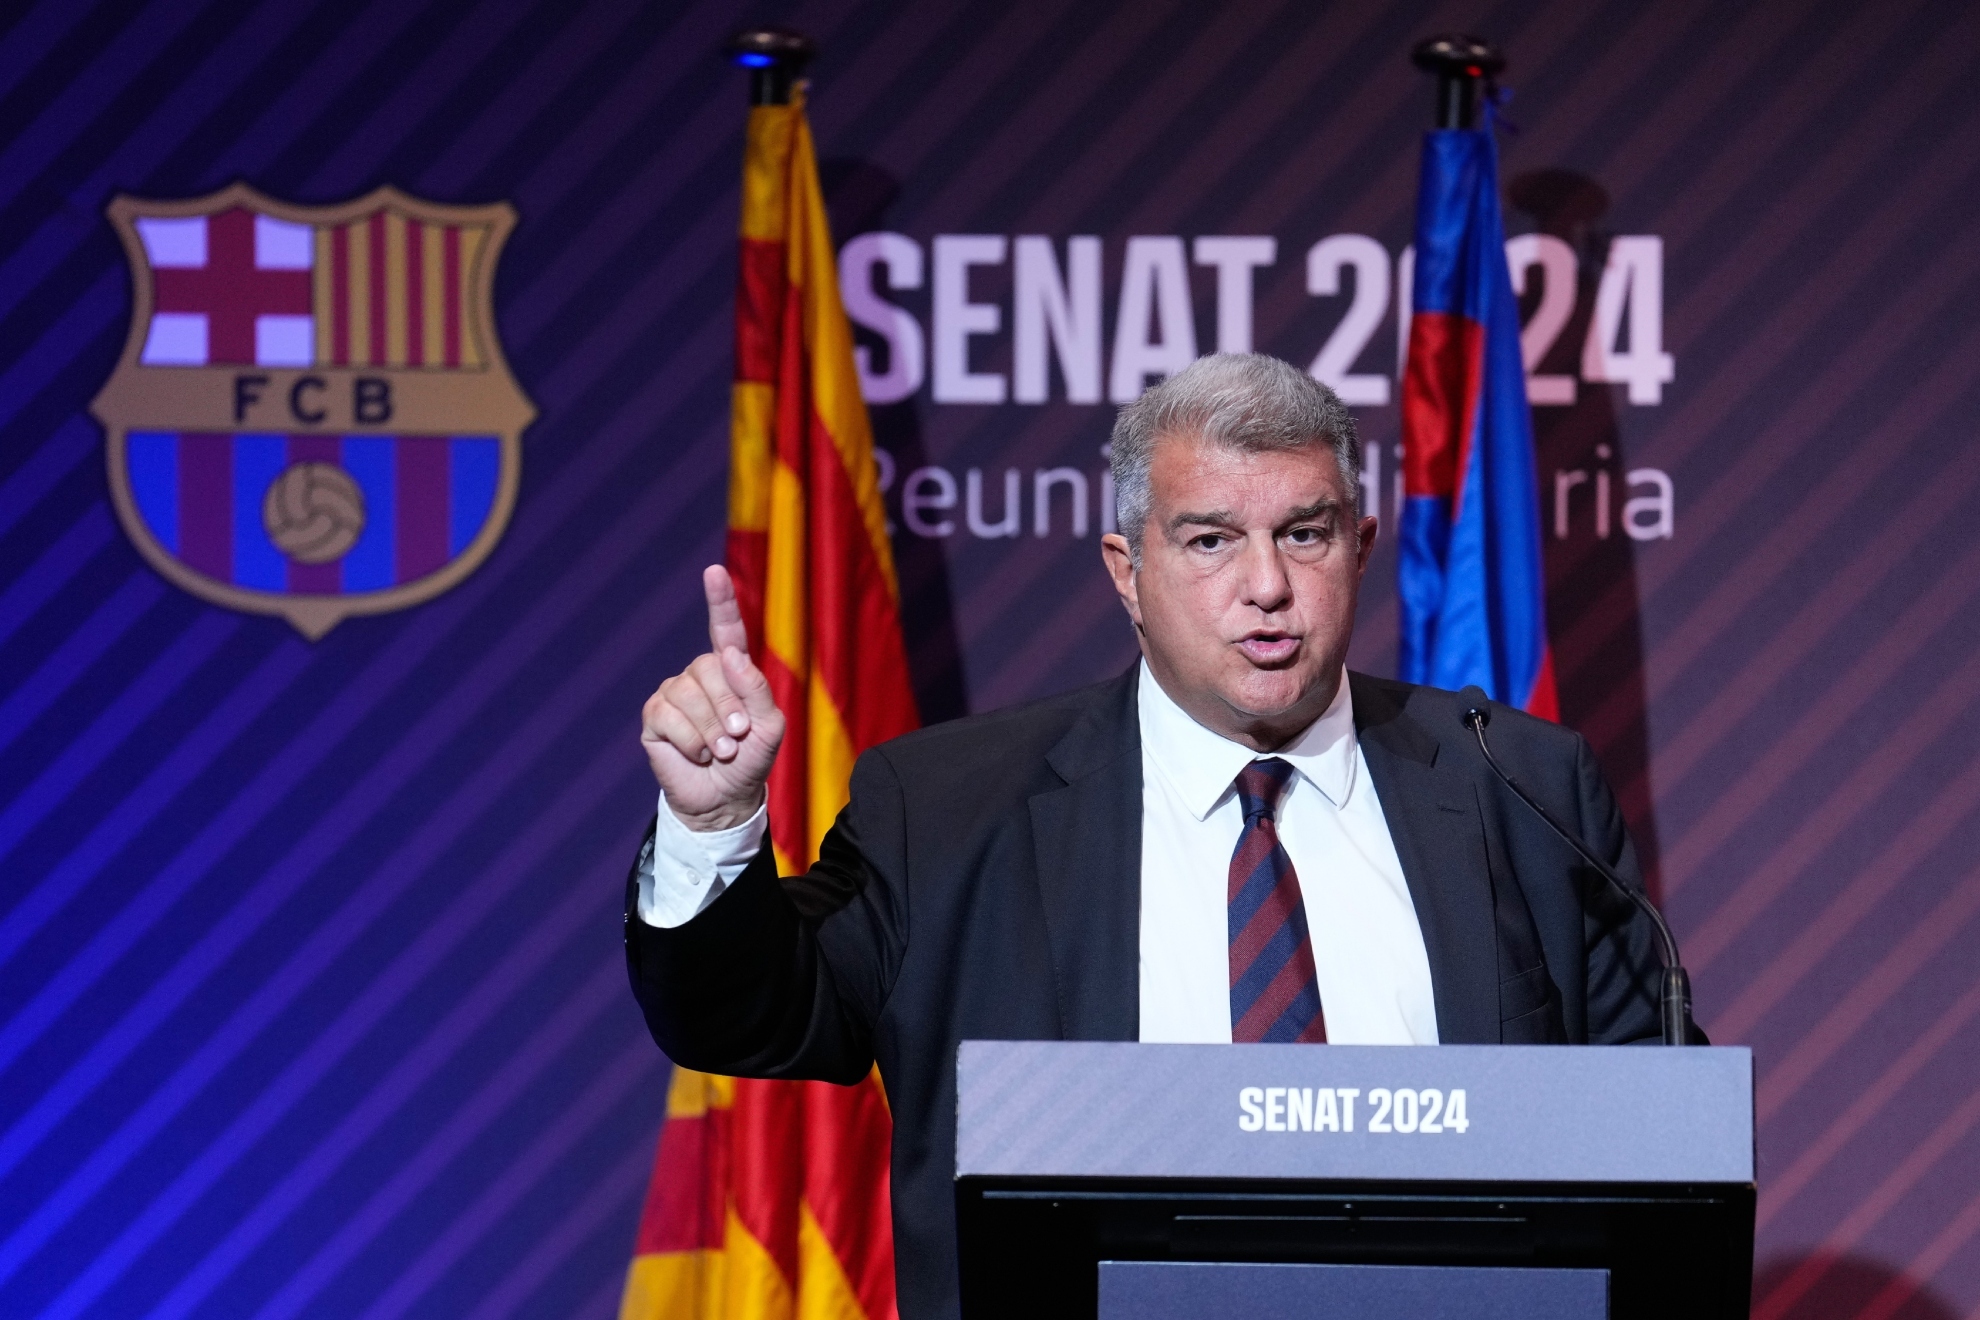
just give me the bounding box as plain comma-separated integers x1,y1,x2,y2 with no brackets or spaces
1101,532,1143,629
1354,514,1379,577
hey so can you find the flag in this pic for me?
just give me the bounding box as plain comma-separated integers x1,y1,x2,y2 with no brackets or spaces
619,86,917,1320
1397,125,1558,718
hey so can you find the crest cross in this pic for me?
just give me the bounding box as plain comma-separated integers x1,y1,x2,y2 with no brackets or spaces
153,208,312,365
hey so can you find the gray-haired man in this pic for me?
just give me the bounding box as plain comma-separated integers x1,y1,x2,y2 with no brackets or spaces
627,353,1669,1320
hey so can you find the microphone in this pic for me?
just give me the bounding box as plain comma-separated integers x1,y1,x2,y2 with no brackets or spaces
1457,687,1695,1046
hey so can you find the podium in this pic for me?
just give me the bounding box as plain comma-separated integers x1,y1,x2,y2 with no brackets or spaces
955,1042,1754,1319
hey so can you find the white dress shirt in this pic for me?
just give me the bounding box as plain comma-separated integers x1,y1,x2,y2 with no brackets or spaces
635,662,1439,1046
633,793,765,929
1135,660,1437,1045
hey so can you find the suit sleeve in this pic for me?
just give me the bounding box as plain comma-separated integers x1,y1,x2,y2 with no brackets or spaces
622,749,909,1085
1571,733,1700,1044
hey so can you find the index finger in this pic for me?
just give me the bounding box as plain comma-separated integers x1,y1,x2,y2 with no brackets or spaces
704,564,749,656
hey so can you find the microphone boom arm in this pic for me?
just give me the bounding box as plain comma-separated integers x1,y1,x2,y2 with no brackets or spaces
1459,693,1695,1046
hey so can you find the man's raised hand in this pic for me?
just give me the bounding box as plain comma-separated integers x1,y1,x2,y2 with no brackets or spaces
641,565,785,831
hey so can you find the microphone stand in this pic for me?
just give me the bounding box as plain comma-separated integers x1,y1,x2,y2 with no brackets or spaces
1458,688,1695,1045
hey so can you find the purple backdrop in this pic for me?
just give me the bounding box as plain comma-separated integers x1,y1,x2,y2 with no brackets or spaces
3,0,1978,1315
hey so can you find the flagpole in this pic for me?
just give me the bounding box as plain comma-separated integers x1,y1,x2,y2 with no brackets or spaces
726,26,816,105
1410,34,1505,128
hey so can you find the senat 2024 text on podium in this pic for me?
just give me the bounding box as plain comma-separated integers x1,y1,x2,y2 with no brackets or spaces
955,1042,1755,1319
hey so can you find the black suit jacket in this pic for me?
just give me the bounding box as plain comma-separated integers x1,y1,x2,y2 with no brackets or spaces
625,668,1670,1320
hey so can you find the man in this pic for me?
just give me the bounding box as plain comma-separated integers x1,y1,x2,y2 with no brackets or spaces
628,354,1667,1320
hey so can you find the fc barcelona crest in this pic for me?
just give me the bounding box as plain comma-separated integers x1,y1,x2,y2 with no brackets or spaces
90,183,535,639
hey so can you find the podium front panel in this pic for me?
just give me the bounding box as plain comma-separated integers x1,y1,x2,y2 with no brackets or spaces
1098,1261,1607,1320
958,1041,1753,1184
955,1043,1755,1320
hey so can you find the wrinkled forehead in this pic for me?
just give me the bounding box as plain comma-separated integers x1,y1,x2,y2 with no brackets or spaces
1145,428,1352,506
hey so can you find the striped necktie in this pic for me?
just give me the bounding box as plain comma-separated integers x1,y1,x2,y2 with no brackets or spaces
1228,757,1328,1043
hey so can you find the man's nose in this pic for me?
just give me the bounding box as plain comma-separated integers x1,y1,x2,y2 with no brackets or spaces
1238,534,1293,611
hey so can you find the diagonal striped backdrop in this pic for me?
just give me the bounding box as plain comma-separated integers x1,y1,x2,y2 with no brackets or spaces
2,0,1978,1316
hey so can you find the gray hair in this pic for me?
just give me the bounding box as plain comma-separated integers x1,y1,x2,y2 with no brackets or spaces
1110,353,1360,560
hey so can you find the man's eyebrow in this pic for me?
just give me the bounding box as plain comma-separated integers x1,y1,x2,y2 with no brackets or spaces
1280,499,1343,525
1165,500,1344,537
1166,509,1241,535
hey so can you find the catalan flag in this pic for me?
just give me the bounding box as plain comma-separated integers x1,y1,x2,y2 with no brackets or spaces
618,85,915,1320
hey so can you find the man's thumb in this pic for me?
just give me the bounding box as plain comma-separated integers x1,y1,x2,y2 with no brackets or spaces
723,645,779,718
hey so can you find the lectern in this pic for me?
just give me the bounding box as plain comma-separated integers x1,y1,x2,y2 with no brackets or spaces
955,1042,1754,1319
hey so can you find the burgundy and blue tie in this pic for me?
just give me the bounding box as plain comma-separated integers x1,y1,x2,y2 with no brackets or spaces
1228,758,1328,1043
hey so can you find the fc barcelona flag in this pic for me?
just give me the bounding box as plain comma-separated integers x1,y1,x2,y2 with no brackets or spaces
619,85,915,1320
1397,127,1558,718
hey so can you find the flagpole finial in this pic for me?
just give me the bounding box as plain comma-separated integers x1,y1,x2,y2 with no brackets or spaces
727,28,816,106
1411,34,1505,129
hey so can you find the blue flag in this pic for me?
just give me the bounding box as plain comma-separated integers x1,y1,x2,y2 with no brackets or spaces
1397,126,1557,718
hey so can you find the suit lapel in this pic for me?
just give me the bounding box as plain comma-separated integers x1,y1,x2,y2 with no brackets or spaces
1029,667,1142,1042
1351,673,1500,1045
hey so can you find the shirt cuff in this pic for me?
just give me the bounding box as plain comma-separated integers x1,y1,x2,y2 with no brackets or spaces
634,791,770,929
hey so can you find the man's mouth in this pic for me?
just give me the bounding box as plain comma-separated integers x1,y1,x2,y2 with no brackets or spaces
1236,632,1301,665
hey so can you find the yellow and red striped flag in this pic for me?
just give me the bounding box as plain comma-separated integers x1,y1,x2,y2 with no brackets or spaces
619,86,917,1320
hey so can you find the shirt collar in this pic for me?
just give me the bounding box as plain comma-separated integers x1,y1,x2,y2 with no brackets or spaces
1137,658,1359,821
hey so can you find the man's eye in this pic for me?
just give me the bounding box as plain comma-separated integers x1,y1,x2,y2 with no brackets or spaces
1284,525,1326,545
1189,533,1226,551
